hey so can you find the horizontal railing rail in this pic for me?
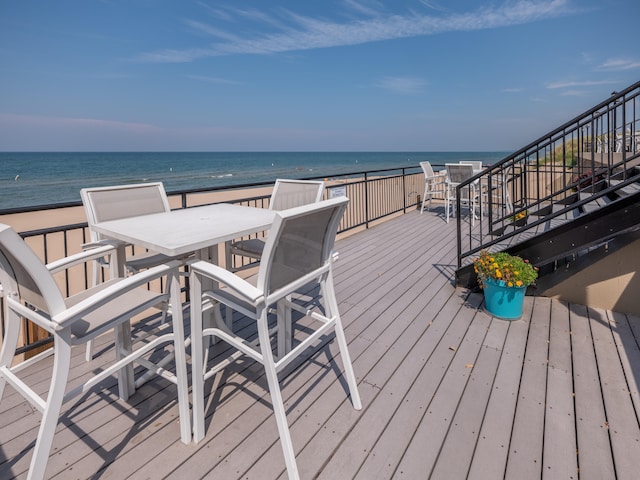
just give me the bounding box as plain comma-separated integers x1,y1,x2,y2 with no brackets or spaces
2,165,438,357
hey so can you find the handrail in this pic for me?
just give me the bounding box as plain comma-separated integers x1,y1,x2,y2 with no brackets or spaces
455,80,640,270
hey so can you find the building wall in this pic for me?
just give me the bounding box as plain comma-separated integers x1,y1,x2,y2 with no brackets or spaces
538,235,640,316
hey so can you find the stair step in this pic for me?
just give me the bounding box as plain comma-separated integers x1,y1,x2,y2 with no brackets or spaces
553,191,579,205
609,179,640,196
580,192,612,213
530,204,552,217
552,203,580,218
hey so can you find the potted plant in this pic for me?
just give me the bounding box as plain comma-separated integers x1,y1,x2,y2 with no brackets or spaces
473,250,538,320
508,210,528,227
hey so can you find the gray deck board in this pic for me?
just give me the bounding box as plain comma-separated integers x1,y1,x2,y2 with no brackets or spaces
571,303,616,479
429,312,510,479
504,295,550,479
543,299,578,479
589,306,640,480
1,208,640,479
466,296,534,479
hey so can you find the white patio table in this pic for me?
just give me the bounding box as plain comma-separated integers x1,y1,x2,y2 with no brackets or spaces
92,203,277,404
92,203,277,260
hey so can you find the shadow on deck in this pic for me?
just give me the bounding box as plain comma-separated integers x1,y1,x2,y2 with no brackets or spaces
2,207,640,479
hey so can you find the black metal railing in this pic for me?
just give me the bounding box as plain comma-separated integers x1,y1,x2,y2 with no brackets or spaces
455,80,640,270
2,165,434,356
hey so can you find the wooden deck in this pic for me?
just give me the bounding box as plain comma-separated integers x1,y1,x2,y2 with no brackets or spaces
2,207,640,479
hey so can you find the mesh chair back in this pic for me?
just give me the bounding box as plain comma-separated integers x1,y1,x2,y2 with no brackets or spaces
459,161,483,170
0,224,65,316
259,197,347,297
446,164,474,184
269,179,324,211
420,161,435,178
81,183,171,242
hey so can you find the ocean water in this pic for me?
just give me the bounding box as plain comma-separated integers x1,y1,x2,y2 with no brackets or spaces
0,151,507,210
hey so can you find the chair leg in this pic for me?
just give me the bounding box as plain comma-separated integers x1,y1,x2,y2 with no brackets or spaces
420,183,429,214
323,275,362,410
29,335,72,480
445,187,449,222
445,186,454,223
0,310,22,400
85,259,103,362
85,340,94,362
191,271,207,443
115,321,135,400
167,271,192,445
257,307,300,480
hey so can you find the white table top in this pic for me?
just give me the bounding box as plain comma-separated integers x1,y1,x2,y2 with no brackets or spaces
92,203,278,257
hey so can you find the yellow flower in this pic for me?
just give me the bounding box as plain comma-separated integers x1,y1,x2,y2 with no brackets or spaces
473,250,537,290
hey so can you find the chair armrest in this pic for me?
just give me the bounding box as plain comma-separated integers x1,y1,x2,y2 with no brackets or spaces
189,259,263,303
81,238,126,250
46,244,118,274
52,259,183,328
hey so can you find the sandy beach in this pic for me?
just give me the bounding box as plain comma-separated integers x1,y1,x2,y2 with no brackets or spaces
0,185,275,233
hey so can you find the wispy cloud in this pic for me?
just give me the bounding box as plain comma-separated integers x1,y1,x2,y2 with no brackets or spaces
559,89,590,96
375,76,426,94
137,0,576,63
343,0,386,17
546,79,617,89
597,57,640,71
185,74,244,85
0,113,159,133
417,0,447,13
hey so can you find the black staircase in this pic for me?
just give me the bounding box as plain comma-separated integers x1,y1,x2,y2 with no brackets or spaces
455,81,640,289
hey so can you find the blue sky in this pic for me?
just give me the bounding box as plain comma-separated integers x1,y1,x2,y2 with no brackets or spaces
1,0,638,152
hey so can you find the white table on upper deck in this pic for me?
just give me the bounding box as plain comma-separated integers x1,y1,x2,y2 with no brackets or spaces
92,203,277,260
92,203,277,401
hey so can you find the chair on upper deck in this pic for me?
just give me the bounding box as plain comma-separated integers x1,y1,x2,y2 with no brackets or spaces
80,182,188,360
226,179,324,272
189,197,361,480
0,223,190,480
81,182,180,280
445,163,479,224
481,166,513,218
460,161,485,212
419,161,440,214
459,160,483,171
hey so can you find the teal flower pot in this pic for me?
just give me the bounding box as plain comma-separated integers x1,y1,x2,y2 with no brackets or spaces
482,277,526,320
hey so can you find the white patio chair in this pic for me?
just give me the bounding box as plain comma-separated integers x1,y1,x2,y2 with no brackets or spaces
226,179,324,272
81,182,180,281
0,223,190,480
80,182,188,360
482,166,513,216
445,163,479,224
419,161,440,214
459,160,484,171
189,197,362,480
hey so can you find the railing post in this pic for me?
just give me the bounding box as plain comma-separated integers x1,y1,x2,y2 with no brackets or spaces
455,184,462,269
364,172,370,229
402,168,407,213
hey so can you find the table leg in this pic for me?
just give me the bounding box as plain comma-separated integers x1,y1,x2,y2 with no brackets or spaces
169,271,192,444
112,243,136,401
